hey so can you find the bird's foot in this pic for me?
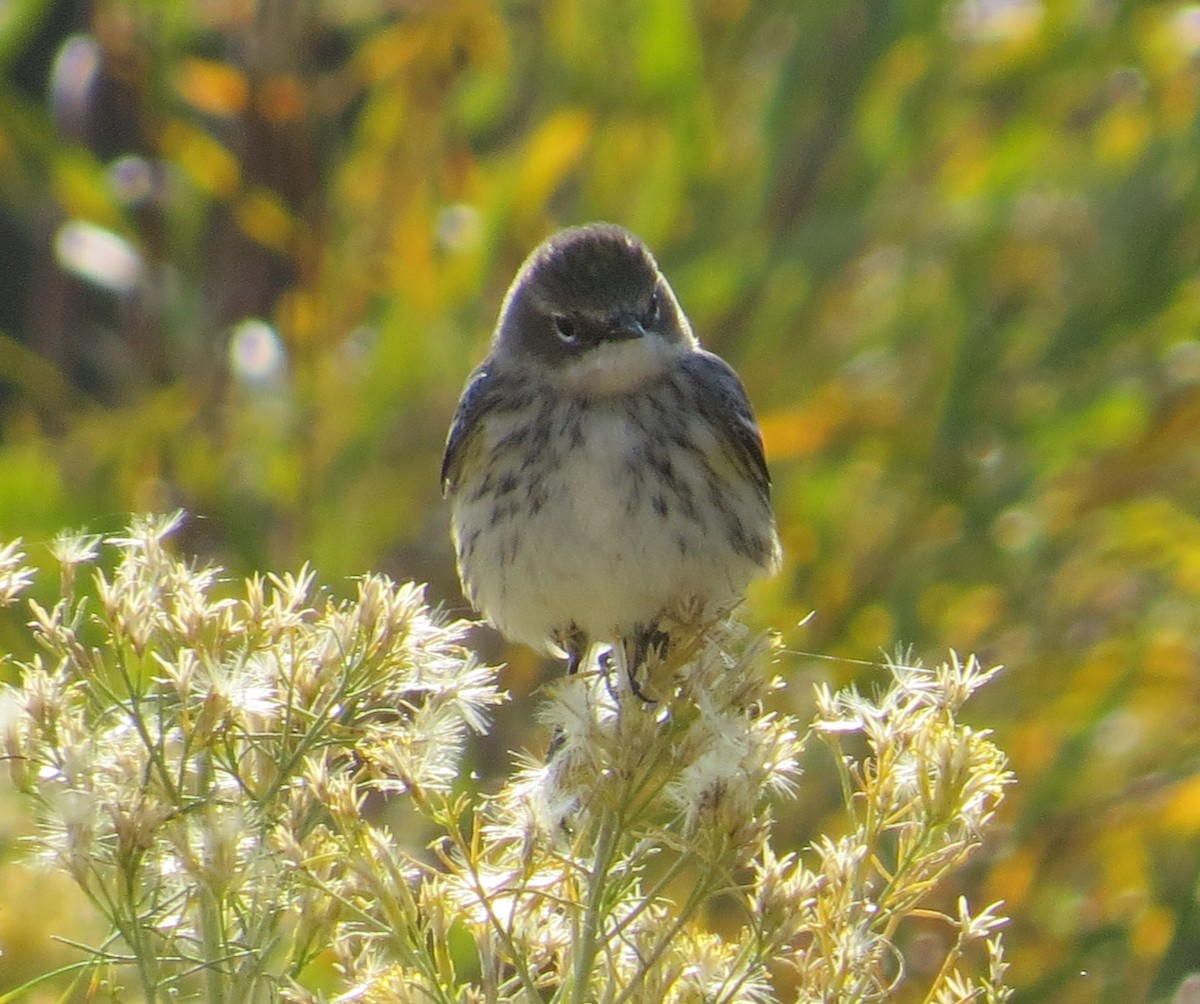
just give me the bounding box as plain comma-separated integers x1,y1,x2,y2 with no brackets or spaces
626,626,670,703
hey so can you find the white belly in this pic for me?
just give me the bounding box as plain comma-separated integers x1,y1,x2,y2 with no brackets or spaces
450,403,769,653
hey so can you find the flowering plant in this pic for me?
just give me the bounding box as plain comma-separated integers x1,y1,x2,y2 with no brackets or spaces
0,514,1012,1002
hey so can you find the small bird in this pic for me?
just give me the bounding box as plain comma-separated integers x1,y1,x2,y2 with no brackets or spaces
442,223,781,689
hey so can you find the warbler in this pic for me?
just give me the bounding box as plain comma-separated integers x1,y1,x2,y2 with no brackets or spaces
442,223,781,687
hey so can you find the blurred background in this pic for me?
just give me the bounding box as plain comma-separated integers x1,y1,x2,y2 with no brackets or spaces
2,0,1200,1000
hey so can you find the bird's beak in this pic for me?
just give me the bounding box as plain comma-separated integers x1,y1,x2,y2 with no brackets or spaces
608,316,646,341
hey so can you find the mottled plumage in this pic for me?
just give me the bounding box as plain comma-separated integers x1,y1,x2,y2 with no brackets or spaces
443,224,780,679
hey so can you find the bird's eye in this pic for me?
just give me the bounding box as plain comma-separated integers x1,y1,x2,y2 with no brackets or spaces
553,315,577,343
644,292,661,325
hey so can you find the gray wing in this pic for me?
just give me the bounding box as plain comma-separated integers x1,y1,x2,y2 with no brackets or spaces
441,364,497,496
679,350,772,498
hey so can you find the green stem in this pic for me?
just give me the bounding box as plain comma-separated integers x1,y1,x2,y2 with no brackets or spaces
569,813,620,1004
194,752,226,1004
0,958,100,1004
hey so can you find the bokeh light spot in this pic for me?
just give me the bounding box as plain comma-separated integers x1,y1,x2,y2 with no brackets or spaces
228,318,286,384
1172,5,1200,56
54,220,143,293
436,204,483,253
48,34,101,130
109,155,155,204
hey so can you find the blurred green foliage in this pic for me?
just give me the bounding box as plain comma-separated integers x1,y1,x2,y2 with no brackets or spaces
2,0,1200,1000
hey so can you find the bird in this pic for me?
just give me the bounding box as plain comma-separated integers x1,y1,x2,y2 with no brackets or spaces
441,223,781,692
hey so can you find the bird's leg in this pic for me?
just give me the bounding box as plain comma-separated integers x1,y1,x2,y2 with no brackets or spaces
597,649,621,703
558,623,588,675
548,625,588,760
626,624,670,703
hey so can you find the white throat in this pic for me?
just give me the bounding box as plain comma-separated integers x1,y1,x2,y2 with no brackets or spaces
553,335,686,397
